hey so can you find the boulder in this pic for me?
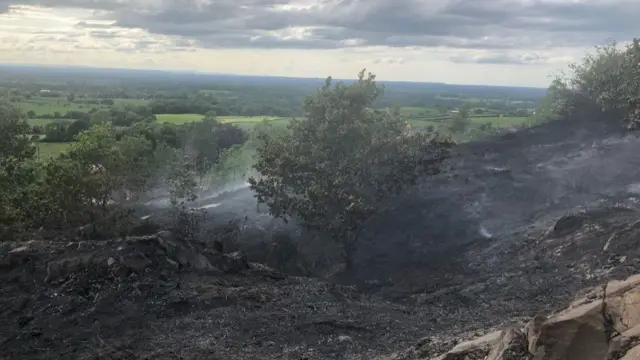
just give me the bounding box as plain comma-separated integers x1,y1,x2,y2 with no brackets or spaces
604,274,640,332
485,328,531,360
433,331,500,360
527,300,608,360
45,254,96,283
212,251,249,273
619,344,640,360
120,252,152,274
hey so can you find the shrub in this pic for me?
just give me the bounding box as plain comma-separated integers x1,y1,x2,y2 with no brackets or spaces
249,70,453,270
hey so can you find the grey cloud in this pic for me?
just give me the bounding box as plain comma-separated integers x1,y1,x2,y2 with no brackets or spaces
449,52,548,65
1,0,639,53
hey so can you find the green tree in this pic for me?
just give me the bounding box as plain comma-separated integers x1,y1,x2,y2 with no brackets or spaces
0,102,39,237
449,105,472,134
249,70,453,270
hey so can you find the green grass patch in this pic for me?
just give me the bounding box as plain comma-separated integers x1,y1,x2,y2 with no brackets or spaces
407,119,443,128
113,98,150,107
35,142,73,159
400,107,441,118
156,113,204,124
218,116,284,123
17,100,97,116
472,116,530,127
27,118,56,127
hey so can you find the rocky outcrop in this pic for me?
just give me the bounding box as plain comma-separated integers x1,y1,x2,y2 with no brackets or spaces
390,273,640,360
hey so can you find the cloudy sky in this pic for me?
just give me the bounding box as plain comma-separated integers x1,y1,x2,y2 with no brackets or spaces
0,0,638,87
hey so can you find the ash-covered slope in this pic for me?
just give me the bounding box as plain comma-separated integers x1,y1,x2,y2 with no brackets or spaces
356,114,637,283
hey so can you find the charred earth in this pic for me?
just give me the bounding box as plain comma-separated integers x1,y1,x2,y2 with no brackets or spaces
4,114,640,359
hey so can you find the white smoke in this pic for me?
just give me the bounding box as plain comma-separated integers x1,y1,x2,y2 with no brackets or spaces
478,226,493,239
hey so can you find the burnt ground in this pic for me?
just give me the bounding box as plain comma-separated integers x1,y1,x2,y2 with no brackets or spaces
5,114,640,359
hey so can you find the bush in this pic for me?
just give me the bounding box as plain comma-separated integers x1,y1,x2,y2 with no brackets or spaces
249,70,453,269
551,39,640,128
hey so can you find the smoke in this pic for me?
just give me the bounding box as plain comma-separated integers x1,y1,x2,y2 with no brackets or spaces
478,226,493,239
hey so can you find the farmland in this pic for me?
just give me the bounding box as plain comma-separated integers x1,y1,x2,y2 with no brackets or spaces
1,66,546,162
35,142,72,159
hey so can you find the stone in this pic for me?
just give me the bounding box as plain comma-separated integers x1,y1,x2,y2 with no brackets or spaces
528,300,608,360
9,246,28,253
486,328,531,360
337,335,353,343
45,254,95,283
605,274,640,332
120,252,152,274
433,331,501,360
107,257,116,266
213,251,249,273
0,246,35,269
620,344,640,360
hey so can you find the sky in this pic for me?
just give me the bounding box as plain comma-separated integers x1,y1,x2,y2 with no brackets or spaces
0,0,638,87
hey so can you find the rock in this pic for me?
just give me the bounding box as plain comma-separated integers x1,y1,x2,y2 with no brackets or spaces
620,344,640,360
0,246,35,269
550,212,590,237
9,246,29,253
120,252,152,274
45,254,95,283
608,324,640,359
605,274,640,332
213,251,249,273
433,331,500,360
486,328,531,360
107,257,116,266
337,335,353,343
529,300,608,360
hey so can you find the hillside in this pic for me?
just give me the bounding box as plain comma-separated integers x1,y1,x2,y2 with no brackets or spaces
5,113,640,359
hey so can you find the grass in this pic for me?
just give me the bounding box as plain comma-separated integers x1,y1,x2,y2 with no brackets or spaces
156,114,288,127
113,98,149,107
16,97,148,117
35,142,72,159
400,107,441,118
18,100,97,116
27,118,56,127
156,113,203,124
472,116,530,127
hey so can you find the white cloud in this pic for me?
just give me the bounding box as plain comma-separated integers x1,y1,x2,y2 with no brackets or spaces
0,0,636,86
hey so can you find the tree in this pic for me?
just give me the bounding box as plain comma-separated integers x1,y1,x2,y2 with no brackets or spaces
44,120,72,142
26,110,36,118
67,119,91,139
0,102,39,237
449,105,472,134
249,70,453,270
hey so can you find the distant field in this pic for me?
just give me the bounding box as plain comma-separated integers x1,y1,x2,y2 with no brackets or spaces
472,116,530,127
156,113,204,124
400,107,441,118
27,118,56,127
36,142,72,159
18,100,97,116
113,98,149,106
408,119,443,128
16,97,147,117
156,114,288,127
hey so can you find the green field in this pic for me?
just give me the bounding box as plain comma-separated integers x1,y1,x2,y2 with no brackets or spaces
156,114,288,127
18,100,99,116
113,98,149,106
472,116,530,127
36,142,72,159
400,107,441,118
17,97,148,117
27,118,56,127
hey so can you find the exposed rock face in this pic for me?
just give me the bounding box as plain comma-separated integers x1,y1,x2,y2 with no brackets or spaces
390,274,640,360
